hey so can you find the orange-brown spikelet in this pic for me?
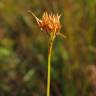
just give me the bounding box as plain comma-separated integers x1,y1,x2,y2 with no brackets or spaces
41,12,61,34
28,10,66,38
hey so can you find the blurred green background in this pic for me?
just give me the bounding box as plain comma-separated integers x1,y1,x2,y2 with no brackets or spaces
0,0,96,96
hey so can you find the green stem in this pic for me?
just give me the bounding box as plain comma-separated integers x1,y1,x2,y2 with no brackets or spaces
47,32,55,96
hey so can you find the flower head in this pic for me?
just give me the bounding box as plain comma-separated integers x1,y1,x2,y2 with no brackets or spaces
39,12,61,34
28,10,66,38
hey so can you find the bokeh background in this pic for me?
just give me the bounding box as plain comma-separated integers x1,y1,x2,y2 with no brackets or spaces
0,0,96,96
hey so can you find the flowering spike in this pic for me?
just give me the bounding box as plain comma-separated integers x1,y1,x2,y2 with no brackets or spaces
28,10,66,38
28,11,66,96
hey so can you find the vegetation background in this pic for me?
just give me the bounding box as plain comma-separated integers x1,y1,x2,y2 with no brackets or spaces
0,0,96,96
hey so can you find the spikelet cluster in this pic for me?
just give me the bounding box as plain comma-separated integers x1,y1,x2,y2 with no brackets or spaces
28,10,66,38
38,12,61,34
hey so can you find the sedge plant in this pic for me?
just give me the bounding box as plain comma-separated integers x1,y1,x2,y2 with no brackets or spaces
28,10,66,96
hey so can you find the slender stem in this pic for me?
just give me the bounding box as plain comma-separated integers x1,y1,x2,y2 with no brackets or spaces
47,33,55,96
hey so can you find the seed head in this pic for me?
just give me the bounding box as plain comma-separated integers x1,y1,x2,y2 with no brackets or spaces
39,12,61,34
28,10,66,38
